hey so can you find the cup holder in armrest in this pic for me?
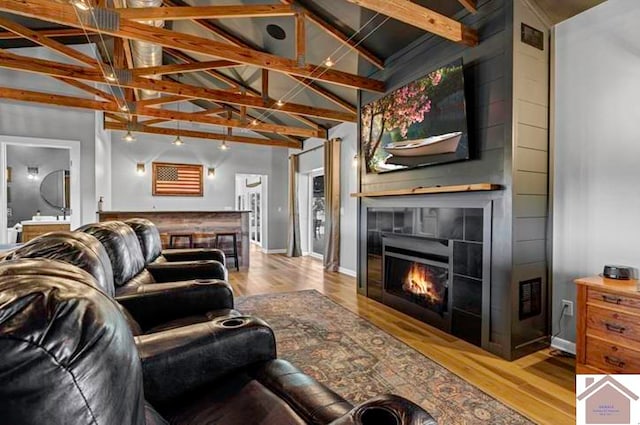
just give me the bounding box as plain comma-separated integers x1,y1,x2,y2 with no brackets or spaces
194,279,214,285
359,407,400,425
216,317,249,328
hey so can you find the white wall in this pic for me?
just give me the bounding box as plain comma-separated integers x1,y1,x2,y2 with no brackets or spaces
331,123,358,275
0,45,99,226
109,130,289,250
95,112,112,212
553,0,640,344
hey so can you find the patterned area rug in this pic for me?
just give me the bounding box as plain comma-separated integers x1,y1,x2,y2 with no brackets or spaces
236,290,533,425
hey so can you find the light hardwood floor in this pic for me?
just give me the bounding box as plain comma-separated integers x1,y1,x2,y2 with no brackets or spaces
228,247,576,425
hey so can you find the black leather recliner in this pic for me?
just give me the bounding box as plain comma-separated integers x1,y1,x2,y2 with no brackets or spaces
125,218,226,265
3,233,237,335
79,221,227,296
0,258,436,425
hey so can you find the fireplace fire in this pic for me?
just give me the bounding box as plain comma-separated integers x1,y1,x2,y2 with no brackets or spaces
403,263,442,304
382,234,451,325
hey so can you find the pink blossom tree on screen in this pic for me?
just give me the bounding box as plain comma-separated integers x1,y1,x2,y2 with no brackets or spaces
362,69,446,172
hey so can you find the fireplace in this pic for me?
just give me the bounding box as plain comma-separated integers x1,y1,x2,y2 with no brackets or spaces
366,206,487,345
382,235,453,330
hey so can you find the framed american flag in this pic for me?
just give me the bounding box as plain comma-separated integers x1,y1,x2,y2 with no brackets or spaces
152,162,203,197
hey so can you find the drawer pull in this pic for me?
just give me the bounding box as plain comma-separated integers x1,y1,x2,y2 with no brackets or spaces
602,294,623,304
605,355,626,368
605,323,627,333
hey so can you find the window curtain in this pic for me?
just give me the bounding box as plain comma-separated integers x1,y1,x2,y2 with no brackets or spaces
323,138,341,271
287,154,302,257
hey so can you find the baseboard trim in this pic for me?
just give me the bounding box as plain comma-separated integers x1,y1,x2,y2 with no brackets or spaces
338,267,357,277
262,248,287,254
551,336,576,355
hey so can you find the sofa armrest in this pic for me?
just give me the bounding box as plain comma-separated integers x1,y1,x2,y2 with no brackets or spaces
161,248,225,265
116,279,233,331
136,316,277,403
146,260,227,282
329,395,437,425
255,359,353,424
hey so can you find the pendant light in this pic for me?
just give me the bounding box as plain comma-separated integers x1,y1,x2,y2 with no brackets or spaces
173,74,185,146
123,130,136,142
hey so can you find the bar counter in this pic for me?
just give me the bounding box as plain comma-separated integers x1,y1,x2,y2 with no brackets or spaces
98,210,250,270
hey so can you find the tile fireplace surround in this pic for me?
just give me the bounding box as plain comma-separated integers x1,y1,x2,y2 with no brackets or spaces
365,202,491,347
357,193,550,360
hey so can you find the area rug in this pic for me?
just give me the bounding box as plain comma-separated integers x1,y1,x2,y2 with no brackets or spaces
236,290,533,425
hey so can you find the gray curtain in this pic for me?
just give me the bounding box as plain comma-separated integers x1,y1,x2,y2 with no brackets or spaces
287,154,302,257
323,139,341,271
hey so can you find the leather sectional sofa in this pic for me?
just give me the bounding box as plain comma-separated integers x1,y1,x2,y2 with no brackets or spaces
3,229,237,335
0,219,437,424
0,258,436,425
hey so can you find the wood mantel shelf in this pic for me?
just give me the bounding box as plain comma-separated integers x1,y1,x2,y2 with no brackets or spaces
351,183,502,198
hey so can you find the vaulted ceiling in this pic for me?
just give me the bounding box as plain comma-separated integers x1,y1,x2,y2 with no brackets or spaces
0,0,602,149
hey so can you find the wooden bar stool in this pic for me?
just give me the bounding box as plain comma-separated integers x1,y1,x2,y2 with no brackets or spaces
169,233,193,249
193,232,216,248
215,232,240,271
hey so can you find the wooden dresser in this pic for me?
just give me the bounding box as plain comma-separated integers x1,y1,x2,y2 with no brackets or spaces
575,276,640,374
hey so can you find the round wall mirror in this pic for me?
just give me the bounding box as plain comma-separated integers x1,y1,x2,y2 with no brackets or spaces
40,169,70,210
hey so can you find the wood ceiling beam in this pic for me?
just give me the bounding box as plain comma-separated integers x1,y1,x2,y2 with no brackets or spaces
132,60,238,77
118,4,295,21
457,0,478,14
139,118,170,126
343,0,478,46
105,112,128,123
290,75,356,114
161,3,357,115
0,28,90,40
53,77,118,103
0,85,323,138
136,94,192,108
164,49,239,91
0,50,355,122
280,0,384,70
105,121,301,149
0,16,98,67
0,0,385,92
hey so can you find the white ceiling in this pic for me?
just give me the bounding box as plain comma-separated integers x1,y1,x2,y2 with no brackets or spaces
530,0,607,25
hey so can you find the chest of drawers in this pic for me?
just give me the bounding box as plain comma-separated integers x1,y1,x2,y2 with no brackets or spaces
575,276,640,373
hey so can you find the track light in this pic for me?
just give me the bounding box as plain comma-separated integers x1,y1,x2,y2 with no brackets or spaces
276,100,284,107
120,103,129,112
172,135,184,146
324,57,335,67
219,141,229,151
252,119,258,126
105,72,117,82
123,130,136,142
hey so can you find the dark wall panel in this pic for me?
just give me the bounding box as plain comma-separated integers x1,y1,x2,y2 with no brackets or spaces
357,0,517,358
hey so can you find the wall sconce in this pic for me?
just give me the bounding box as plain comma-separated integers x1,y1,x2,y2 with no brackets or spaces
352,154,359,168
207,168,216,179
27,167,39,180
136,163,145,175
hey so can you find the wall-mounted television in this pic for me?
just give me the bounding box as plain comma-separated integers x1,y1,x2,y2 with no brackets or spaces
361,59,469,174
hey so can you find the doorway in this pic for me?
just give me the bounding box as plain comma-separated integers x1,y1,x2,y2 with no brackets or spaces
308,170,325,259
0,135,81,244
235,174,267,248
